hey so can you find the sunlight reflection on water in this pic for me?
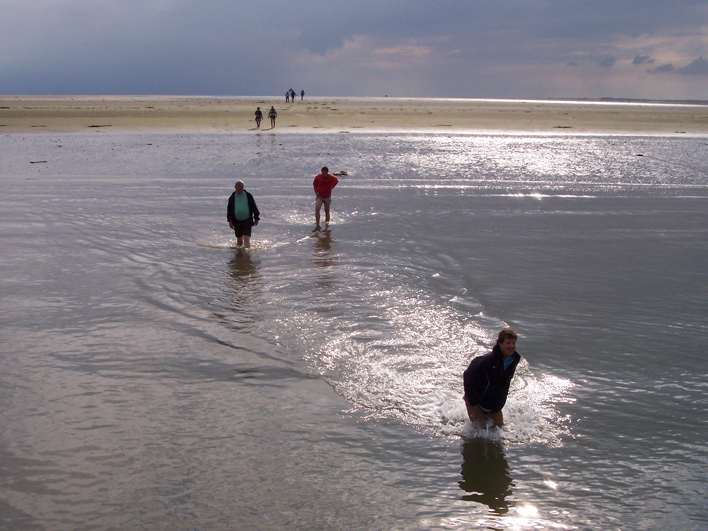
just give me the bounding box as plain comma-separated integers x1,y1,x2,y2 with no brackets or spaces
2,131,707,530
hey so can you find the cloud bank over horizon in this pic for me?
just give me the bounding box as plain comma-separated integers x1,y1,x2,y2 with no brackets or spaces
2,0,707,100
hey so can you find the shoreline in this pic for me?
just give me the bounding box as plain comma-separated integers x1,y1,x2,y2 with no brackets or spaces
2,95,708,135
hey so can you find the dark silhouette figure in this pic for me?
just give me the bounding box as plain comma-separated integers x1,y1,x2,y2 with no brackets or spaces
459,438,514,515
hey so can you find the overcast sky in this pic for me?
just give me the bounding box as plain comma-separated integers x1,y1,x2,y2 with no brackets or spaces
2,0,707,100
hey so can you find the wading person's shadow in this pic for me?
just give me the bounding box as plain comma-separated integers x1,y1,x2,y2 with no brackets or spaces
311,227,336,291
459,438,514,515
225,251,261,317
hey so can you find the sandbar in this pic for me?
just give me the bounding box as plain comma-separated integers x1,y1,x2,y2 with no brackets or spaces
1,95,707,135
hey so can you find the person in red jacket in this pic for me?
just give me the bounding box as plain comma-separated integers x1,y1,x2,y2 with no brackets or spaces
313,166,339,226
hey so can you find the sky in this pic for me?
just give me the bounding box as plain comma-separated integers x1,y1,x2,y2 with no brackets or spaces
2,0,708,100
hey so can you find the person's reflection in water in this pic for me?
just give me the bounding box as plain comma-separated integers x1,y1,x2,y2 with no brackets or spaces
255,135,263,166
459,438,514,515
225,250,261,317
311,226,336,290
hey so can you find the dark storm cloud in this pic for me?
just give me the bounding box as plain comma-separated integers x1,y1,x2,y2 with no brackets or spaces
648,63,675,73
679,57,708,75
599,57,617,68
648,57,708,76
633,55,655,65
295,0,705,50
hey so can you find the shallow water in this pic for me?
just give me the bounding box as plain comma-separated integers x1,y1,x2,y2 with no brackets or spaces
1,131,707,530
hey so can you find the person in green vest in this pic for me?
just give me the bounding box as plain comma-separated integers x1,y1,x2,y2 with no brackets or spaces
227,180,260,249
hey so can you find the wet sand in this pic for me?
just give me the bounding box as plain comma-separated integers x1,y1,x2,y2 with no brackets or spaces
1,95,707,135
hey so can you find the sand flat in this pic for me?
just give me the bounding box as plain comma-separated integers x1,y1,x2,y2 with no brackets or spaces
1,95,707,135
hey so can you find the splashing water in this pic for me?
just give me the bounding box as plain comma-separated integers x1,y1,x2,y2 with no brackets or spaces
270,271,574,446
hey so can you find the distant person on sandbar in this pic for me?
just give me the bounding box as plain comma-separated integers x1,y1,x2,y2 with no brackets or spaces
254,107,263,128
313,166,339,226
285,91,290,103
300,89,305,101
268,106,277,128
227,180,260,250
463,328,522,428
290,88,296,102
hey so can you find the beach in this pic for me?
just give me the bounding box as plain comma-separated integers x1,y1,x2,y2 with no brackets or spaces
2,95,708,135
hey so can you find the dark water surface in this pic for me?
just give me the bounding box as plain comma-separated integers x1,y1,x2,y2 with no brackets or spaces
1,132,707,530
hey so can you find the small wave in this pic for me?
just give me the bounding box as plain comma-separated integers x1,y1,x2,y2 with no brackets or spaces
196,233,275,251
